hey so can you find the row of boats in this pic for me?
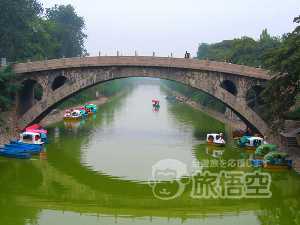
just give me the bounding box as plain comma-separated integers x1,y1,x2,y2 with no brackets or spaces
0,124,49,159
63,104,98,121
205,132,292,170
0,104,99,159
236,135,293,169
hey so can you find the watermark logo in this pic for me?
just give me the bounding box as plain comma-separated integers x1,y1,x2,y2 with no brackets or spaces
148,159,190,200
191,170,272,199
149,159,272,200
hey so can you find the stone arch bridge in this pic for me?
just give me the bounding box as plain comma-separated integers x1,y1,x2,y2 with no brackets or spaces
11,56,271,134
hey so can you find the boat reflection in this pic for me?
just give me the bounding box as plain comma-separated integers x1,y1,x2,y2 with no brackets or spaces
206,146,225,158
64,122,80,130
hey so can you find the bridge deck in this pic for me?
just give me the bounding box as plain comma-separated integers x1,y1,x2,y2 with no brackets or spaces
11,56,271,80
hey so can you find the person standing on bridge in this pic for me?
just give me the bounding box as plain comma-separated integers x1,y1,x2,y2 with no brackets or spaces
185,51,190,58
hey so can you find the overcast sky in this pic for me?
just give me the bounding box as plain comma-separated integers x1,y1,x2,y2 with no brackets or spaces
39,0,300,58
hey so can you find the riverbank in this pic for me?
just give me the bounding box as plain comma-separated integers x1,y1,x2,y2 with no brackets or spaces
0,95,110,147
39,96,109,127
164,87,300,173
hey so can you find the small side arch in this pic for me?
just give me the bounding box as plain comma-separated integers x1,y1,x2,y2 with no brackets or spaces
18,79,42,117
51,75,69,91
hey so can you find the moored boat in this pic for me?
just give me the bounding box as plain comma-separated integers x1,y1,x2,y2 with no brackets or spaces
63,110,82,121
234,133,259,143
23,125,50,144
262,152,292,169
206,133,226,147
236,136,255,148
85,104,98,112
76,108,92,118
4,144,40,155
165,95,176,99
245,137,265,150
17,132,44,146
254,144,279,159
0,148,30,159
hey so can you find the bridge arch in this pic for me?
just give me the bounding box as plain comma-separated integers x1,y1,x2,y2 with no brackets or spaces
12,56,270,134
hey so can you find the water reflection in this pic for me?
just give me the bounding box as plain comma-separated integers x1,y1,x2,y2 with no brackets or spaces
0,84,300,224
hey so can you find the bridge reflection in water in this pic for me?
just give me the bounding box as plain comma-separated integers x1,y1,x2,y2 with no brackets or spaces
1,84,300,224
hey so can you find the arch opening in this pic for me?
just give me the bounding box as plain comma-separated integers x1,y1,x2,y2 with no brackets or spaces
34,82,43,101
51,76,69,91
249,85,264,117
220,80,237,96
18,79,38,117
220,80,238,120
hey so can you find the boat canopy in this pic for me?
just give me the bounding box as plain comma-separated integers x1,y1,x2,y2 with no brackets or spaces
22,132,40,136
22,124,40,132
246,137,263,144
76,108,89,112
25,129,47,134
206,133,223,141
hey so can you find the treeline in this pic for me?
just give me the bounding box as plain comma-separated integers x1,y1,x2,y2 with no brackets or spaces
0,1,88,62
196,29,284,68
57,78,137,109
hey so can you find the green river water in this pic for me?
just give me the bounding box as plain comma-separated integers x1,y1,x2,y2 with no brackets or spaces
1,83,300,224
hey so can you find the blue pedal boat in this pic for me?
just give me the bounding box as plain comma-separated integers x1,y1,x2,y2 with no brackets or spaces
5,144,41,155
0,148,30,159
10,139,43,147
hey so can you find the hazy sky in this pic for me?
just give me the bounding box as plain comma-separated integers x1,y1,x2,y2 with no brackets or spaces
39,0,300,58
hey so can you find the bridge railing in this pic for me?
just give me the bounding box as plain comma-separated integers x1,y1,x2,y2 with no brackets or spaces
11,56,271,80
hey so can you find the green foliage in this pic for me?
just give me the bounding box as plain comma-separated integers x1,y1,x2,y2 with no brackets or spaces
34,83,43,100
197,43,210,59
0,108,6,127
0,0,43,50
45,4,89,58
0,63,23,110
0,2,88,62
12,19,61,62
197,40,231,62
260,16,300,134
286,107,300,120
228,37,261,67
196,30,282,68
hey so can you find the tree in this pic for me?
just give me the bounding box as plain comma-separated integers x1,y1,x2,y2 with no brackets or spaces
12,18,61,62
0,63,23,110
258,29,282,65
45,4,89,58
227,36,261,67
0,0,43,61
197,43,210,59
260,16,300,134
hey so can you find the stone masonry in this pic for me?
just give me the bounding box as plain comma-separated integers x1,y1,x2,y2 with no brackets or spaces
10,56,271,134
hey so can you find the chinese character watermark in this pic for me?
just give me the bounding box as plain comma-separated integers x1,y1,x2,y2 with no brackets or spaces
149,159,272,200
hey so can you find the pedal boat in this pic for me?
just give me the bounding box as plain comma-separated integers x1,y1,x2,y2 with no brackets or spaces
206,133,225,147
